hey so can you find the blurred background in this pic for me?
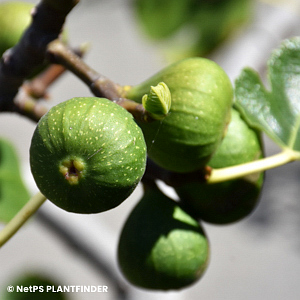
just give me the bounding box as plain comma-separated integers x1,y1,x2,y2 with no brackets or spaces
1,0,300,299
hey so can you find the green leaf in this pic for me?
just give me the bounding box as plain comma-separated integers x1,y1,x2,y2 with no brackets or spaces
0,138,30,223
235,37,300,151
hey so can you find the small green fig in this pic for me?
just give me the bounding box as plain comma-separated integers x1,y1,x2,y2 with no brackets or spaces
175,108,264,224
30,97,147,213
122,57,233,173
0,1,33,57
118,184,209,290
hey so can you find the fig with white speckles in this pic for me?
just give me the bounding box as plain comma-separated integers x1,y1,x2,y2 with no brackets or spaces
30,97,147,213
123,57,233,173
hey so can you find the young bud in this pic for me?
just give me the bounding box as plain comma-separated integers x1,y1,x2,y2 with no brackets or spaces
142,82,171,120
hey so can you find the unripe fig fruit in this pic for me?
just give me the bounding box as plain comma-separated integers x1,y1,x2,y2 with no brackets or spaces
175,108,264,224
118,185,209,290
123,57,233,173
30,97,146,213
0,1,33,57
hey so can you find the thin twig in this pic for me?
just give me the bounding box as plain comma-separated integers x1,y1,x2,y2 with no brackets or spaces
23,43,89,100
0,192,47,248
46,39,152,122
23,64,66,100
14,89,49,122
47,39,121,98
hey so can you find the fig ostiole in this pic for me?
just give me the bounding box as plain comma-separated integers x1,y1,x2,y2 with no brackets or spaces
122,57,233,173
175,108,264,224
30,97,147,214
118,184,209,290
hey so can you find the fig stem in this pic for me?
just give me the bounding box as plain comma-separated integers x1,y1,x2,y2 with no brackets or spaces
0,192,47,248
208,148,300,184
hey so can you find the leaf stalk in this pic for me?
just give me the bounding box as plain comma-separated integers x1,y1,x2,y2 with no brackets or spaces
208,148,299,184
0,192,47,247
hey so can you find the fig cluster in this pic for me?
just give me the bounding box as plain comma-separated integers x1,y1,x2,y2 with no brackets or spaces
116,107,264,290
29,57,264,291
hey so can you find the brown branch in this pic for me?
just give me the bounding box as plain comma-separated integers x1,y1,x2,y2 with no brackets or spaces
46,39,122,98
16,44,89,122
23,43,88,100
0,0,79,113
46,39,152,122
23,64,66,100
14,89,48,122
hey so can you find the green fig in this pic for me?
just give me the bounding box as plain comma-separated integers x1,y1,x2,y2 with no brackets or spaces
175,108,264,224
30,97,147,213
0,1,33,57
122,57,233,173
118,184,209,290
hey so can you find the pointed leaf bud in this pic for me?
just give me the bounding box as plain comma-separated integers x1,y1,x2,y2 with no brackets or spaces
142,82,171,120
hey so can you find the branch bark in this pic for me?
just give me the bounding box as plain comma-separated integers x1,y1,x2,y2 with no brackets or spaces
0,0,79,112
46,39,152,123
46,39,121,99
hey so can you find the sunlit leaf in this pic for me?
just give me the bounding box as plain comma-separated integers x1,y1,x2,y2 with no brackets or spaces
0,138,30,223
235,37,300,151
